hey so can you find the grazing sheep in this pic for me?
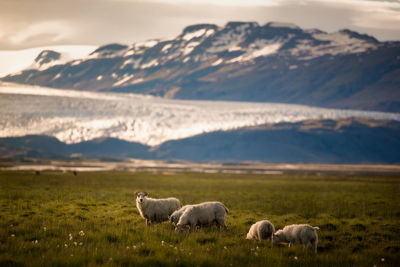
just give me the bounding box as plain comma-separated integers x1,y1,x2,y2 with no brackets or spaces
175,201,229,233
135,192,181,225
246,220,275,243
273,224,320,253
169,205,193,225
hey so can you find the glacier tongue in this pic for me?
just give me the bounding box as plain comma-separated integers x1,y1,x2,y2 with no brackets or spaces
1,83,399,146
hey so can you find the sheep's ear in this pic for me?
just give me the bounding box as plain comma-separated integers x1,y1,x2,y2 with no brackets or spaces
134,191,139,196
143,192,148,196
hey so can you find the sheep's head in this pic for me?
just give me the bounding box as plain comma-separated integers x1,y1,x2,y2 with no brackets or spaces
135,191,148,203
272,230,285,245
169,211,179,225
175,224,185,234
246,231,253,240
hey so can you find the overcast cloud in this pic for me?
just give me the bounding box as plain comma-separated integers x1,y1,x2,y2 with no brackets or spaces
0,0,399,50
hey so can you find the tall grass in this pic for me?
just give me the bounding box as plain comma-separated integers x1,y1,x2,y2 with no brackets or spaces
0,170,399,266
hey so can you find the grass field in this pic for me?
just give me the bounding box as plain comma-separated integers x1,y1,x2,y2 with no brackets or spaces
0,170,399,266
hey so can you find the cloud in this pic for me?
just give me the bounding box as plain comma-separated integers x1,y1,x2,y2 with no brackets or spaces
115,0,283,7
312,0,400,28
9,20,74,45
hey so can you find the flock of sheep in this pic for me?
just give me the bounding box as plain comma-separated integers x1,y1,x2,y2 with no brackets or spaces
135,192,320,253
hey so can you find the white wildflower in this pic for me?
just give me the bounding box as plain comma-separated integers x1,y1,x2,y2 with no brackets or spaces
10,234,15,238
79,242,83,246
381,258,385,262
79,230,85,236
64,243,68,248
294,256,298,260
69,233,73,240
161,240,165,246
126,246,130,249
43,227,47,231
74,242,77,246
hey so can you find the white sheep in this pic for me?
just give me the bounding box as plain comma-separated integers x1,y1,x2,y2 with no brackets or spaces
246,220,275,243
272,224,320,253
175,201,229,233
135,192,181,225
169,205,192,225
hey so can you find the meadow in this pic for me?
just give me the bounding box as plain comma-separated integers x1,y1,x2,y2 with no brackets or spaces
0,170,399,266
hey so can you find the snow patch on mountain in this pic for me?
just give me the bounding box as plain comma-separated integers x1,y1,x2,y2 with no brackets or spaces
229,40,282,63
207,23,251,53
182,29,207,41
1,82,399,146
292,31,378,59
141,59,159,69
113,74,135,86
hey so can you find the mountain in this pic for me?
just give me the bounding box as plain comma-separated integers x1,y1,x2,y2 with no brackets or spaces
154,118,400,163
1,118,400,164
2,22,399,112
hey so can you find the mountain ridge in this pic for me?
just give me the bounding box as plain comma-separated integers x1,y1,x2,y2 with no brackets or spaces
1,118,399,164
2,21,399,112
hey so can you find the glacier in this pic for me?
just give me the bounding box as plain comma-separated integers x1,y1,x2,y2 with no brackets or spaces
1,82,399,146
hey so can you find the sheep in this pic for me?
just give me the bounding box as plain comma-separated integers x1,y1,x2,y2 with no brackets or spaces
135,192,181,225
246,220,275,244
272,224,320,253
175,201,229,233
169,205,193,225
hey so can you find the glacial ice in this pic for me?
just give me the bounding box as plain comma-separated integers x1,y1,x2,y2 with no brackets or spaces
1,82,399,146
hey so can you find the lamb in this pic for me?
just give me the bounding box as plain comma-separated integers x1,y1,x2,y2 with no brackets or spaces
246,220,275,243
272,224,320,253
135,192,181,225
169,205,192,225
175,201,229,233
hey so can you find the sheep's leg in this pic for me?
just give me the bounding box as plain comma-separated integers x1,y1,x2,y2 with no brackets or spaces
303,242,309,250
146,219,151,226
311,240,317,253
216,218,227,231
289,242,294,248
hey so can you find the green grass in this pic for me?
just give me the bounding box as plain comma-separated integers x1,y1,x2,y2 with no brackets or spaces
0,170,399,266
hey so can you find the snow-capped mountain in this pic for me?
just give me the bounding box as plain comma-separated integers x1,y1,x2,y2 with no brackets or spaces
1,82,399,146
0,45,96,77
2,21,400,112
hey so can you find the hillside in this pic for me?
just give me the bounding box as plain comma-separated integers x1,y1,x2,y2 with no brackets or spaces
2,22,400,112
1,118,399,164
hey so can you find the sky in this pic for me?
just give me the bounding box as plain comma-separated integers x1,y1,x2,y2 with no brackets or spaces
0,0,399,50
